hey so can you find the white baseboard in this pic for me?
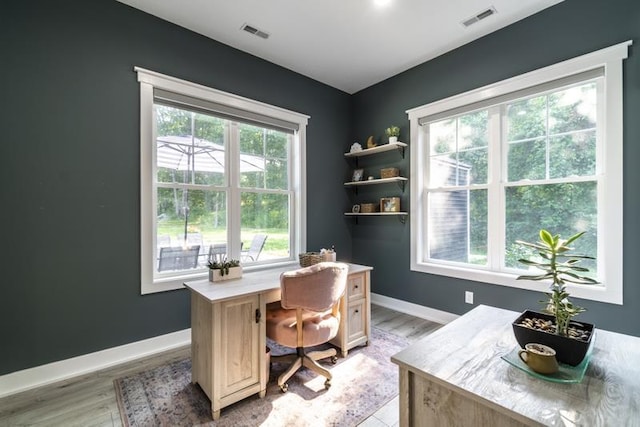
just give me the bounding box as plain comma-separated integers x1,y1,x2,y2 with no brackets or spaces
0,328,191,399
1,295,453,399
371,293,459,325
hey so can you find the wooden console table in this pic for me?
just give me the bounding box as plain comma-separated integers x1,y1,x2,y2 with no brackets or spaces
391,305,640,426
184,262,372,420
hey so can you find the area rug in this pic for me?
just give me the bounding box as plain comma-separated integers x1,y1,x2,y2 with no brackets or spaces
114,327,409,426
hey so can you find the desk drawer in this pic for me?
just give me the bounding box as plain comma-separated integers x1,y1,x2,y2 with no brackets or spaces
347,300,366,342
347,273,366,301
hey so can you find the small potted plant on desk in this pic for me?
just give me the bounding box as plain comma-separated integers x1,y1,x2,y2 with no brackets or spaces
385,126,400,144
208,258,242,282
512,229,598,366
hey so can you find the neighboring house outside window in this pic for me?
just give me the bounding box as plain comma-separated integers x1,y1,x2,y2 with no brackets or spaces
408,41,631,304
136,68,309,294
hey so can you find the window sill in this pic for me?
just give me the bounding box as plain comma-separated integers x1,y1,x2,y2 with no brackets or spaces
410,261,621,305
141,260,300,295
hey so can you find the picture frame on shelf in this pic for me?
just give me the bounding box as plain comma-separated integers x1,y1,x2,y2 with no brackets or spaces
380,197,400,212
352,168,364,182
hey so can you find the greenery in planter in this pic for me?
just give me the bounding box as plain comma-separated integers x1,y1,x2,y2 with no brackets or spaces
516,229,598,337
208,258,241,276
385,126,400,138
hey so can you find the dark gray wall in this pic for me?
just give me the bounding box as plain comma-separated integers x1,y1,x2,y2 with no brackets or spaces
3,0,638,377
0,0,352,375
352,0,640,336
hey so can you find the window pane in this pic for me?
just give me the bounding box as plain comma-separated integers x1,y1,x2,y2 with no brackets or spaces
507,138,546,181
549,82,597,134
469,189,488,265
506,96,546,141
430,154,459,187
428,189,487,264
429,111,488,186
459,110,489,185
504,182,597,274
239,124,288,190
458,148,488,184
155,105,226,186
458,111,489,150
156,188,227,272
429,119,456,155
507,81,598,183
549,131,596,178
241,192,289,263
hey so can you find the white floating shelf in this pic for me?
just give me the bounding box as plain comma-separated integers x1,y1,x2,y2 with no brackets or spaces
344,177,408,187
344,212,408,217
344,141,407,158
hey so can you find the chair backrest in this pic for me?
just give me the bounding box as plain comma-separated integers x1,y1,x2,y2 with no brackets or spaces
158,245,200,272
244,234,268,261
208,243,227,263
280,262,349,312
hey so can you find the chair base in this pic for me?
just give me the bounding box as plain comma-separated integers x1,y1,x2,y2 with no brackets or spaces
271,346,338,392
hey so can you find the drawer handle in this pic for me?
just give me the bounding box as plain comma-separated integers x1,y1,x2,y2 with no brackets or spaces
354,309,359,314
354,285,359,289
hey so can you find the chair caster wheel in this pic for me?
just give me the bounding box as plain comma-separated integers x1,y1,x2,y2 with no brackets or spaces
330,356,338,364
279,383,288,393
324,379,331,389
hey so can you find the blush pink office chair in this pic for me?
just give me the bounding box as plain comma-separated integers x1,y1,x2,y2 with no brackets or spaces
266,262,349,392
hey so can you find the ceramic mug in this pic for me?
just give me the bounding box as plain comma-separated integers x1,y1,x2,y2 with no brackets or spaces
518,343,559,374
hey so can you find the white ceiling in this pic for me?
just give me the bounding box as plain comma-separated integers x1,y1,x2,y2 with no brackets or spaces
116,0,563,94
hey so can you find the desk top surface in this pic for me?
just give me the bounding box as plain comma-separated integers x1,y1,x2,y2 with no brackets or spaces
184,262,372,302
391,304,640,426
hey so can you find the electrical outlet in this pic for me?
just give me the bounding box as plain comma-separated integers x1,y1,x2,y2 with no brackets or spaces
465,291,474,304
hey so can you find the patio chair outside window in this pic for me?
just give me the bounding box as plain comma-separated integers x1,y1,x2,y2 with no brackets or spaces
208,243,228,263
158,246,200,272
241,234,268,262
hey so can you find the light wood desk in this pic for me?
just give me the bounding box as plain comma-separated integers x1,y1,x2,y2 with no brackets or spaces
184,262,372,420
391,305,640,426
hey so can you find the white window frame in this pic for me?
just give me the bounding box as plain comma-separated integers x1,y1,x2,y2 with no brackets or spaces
408,40,632,305
136,67,309,294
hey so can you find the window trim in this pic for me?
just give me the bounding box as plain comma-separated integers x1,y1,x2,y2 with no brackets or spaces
407,40,631,305
136,67,309,294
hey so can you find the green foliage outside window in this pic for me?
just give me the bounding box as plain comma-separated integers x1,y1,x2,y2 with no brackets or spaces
154,105,291,256
429,81,598,272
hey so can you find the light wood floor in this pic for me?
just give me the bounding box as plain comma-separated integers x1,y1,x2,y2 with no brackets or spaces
0,305,442,427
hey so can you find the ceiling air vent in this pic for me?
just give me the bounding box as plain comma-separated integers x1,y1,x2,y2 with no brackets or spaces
241,23,270,39
462,6,497,27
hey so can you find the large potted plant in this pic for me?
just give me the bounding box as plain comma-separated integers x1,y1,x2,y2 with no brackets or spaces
512,229,598,366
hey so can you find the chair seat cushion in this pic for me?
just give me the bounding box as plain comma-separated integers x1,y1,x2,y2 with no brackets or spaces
266,302,340,348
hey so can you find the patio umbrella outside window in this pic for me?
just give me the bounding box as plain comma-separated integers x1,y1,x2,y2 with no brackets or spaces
156,135,265,176
156,134,265,245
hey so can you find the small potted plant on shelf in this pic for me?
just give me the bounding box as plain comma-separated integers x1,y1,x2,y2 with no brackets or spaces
512,229,598,366
208,258,242,282
385,126,400,144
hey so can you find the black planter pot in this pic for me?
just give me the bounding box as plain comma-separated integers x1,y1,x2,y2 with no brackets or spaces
512,310,594,366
